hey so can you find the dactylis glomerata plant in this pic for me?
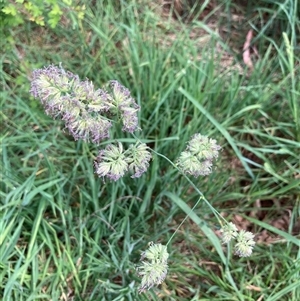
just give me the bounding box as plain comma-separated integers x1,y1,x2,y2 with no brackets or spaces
30,64,255,293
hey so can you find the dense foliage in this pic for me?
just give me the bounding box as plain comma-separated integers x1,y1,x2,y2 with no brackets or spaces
1,1,299,300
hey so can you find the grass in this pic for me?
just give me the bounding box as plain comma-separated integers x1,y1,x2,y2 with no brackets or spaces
1,0,300,300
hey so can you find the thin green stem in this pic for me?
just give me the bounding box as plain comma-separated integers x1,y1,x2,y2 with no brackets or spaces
132,133,228,227
283,32,299,141
166,196,203,246
150,148,226,224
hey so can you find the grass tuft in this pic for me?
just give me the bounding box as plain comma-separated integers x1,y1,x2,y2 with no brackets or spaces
1,0,299,300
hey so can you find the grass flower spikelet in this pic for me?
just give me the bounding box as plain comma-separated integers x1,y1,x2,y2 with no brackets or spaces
108,80,140,133
177,133,221,177
30,65,78,117
220,222,238,243
137,243,169,293
94,142,152,181
94,142,128,181
141,242,169,263
126,142,152,178
188,134,221,160
234,230,256,257
30,64,113,143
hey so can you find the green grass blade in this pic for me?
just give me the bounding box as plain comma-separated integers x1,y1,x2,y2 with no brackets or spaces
163,191,227,265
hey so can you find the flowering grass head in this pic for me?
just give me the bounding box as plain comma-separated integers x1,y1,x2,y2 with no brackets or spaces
137,243,169,293
30,65,77,116
94,142,128,181
177,133,221,177
126,142,152,178
107,80,140,133
94,142,152,181
220,222,238,243
234,230,256,257
30,65,114,143
30,65,141,144
221,223,256,257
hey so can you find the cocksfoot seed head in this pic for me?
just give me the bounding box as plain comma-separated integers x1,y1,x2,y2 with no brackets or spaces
177,133,221,177
220,222,238,243
234,230,256,257
137,243,169,293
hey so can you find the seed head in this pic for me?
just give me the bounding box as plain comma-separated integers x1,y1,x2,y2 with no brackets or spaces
30,65,113,143
234,230,256,257
108,80,140,133
177,133,221,177
126,142,152,178
137,243,169,293
220,222,238,243
94,142,128,181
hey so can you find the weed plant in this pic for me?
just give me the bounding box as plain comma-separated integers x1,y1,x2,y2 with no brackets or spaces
1,0,300,300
